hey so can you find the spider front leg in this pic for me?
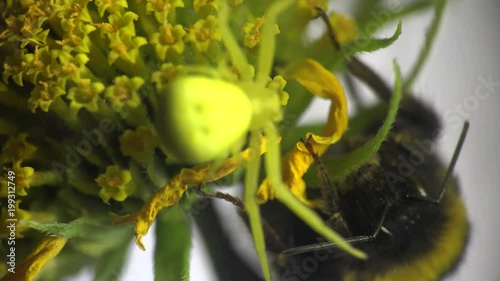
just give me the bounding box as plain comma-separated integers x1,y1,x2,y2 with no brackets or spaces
219,1,297,280
261,60,405,265
257,58,367,260
244,131,271,280
262,125,366,260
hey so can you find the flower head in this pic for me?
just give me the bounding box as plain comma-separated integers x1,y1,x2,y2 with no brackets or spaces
185,15,222,53
119,126,159,163
0,0,410,279
0,133,37,165
96,165,136,203
243,16,280,49
150,23,187,60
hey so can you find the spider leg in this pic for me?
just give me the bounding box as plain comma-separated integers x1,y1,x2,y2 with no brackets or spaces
244,131,272,280
256,0,295,84
218,2,251,80
281,204,390,256
262,121,367,260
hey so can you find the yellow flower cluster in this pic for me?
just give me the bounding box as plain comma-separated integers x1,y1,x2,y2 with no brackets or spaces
0,0,364,280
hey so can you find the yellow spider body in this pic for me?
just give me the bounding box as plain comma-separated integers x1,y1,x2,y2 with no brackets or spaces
156,76,252,164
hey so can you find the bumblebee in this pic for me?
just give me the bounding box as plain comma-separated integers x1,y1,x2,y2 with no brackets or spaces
260,9,470,281
266,114,469,281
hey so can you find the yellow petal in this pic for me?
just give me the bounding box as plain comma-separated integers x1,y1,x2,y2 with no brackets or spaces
258,59,348,204
111,137,269,250
330,13,357,44
257,144,311,205
1,237,67,281
283,58,348,147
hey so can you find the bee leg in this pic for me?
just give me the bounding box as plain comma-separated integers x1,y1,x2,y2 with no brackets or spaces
193,185,288,252
325,211,352,238
301,137,352,237
410,121,469,204
280,205,390,257
341,204,390,244
194,185,245,209
300,136,341,215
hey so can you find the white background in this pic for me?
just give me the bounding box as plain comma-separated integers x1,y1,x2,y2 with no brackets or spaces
69,0,500,280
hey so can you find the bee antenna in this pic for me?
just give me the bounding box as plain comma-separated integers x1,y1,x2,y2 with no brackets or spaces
433,121,470,203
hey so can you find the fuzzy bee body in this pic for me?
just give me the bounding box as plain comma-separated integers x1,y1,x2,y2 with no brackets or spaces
266,95,469,281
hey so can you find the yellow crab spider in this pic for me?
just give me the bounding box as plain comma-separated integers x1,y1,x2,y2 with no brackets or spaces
115,1,367,280
155,76,252,164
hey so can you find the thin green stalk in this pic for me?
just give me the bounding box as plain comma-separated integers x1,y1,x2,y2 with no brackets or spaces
0,117,19,136
404,0,447,91
30,170,62,187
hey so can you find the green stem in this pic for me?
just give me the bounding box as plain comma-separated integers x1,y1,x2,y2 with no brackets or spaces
143,156,167,189
128,0,160,40
256,0,294,84
65,166,101,196
30,170,61,187
218,2,251,81
113,54,147,79
130,159,157,201
121,102,152,128
192,200,264,281
49,97,82,132
85,35,120,82
0,117,19,136
329,62,403,180
404,0,447,91
94,97,125,131
0,87,29,111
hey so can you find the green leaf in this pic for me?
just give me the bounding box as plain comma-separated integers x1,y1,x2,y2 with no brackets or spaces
37,249,92,281
404,0,448,91
389,0,436,22
25,218,133,281
22,218,110,239
154,205,191,281
93,245,130,281
341,21,402,57
93,228,133,281
352,0,382,29
327,61,403,180
344,103,388,136
354,0,434,36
